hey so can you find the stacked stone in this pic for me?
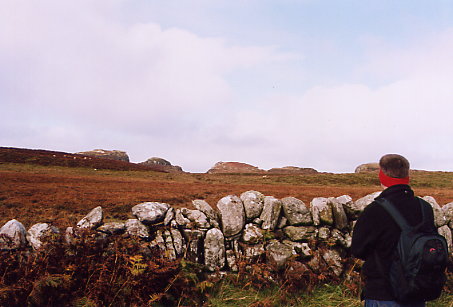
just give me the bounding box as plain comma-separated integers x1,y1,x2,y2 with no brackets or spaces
1,192,452,278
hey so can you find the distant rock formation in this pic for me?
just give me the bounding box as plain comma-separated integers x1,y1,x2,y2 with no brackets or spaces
207,162,264,174
268,166,318,174
76,149,130,162
355,163,379,173
139,157,184,173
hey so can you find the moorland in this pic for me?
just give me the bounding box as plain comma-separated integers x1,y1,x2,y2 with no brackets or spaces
1,147,452,306
1,146,453,229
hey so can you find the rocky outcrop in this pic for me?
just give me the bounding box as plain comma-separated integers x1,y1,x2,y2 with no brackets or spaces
207,162,264,174
267,166,318,174
355,163,379,173
76,149,130,162
139,157,184,173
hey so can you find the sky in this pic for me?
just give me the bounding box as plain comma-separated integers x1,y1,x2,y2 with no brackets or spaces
1,0,453,173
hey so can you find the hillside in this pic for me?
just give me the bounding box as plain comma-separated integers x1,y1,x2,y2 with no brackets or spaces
0,147,170,172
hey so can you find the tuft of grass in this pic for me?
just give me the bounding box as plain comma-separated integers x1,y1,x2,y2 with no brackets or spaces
207,281,453,307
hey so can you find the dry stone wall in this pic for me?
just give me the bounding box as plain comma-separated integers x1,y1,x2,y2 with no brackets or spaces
1,191,452,278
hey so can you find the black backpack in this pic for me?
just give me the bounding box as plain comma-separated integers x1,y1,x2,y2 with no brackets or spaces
376,197,449,303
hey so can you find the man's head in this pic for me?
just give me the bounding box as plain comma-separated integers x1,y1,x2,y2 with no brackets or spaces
379,154,410,187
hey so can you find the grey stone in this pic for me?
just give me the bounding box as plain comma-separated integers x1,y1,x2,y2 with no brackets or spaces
164,207,175,226
217,195,245,237
260,196,282,231
283,226,317,242
132,202,170,225
281,197,313,226
330,197,348,230
150,230,166,253
438,225,452,254
125,219,150,239
170,228,185,256
322,249,343,276
442,202,453,228
175,209,191,227
241,223,264,244
204,228,226,271
318,226,330,241
310,197,333,226
193,199,220,228
0,219,27,249
181,208,210,228
282,240,312,258
164,230,177,260
266,240,293,269
77,206,103,229
27,223,59,250
97,222,125,235
423,196,447,227
240,190,265,220
351,192,381,217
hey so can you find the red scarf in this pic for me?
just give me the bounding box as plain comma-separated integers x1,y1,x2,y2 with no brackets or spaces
379,169,410,187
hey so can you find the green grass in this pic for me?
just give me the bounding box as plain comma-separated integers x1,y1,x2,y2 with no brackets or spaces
207,281,453,307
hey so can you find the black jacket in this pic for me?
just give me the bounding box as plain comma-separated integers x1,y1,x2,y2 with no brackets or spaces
351,184,436,300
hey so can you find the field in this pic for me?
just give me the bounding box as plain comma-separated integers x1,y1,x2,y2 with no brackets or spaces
1,147,453,229
1,148,453,306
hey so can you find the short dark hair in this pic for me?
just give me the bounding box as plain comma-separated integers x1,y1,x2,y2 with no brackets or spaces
379,154,410,178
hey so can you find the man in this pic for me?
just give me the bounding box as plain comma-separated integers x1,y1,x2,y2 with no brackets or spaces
351,154,437,307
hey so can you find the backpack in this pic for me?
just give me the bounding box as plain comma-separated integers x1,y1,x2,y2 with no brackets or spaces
376,197,449,303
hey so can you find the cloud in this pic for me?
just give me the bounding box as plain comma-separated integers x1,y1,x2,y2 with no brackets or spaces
0,0,293,164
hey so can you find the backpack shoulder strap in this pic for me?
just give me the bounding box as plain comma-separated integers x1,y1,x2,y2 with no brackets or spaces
375,198,411,231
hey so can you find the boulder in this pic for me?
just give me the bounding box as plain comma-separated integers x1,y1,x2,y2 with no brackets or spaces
281,196,313,226
204,228,226,271
170,228,185,256
27,223,59,250
282,240,312,258
240,190,265,220
266,240,294,269
132,202,170,225
422,196,447,227
164,208,175,226
180,208,210,228
322,249,343,276
438,225,452,254
149,229,167,253
0,219,28,249
330,197,348,230
192,200,220,228
283,226,317,242
77,206,103,229
267,166,318,174
318,226,331,241
442,202,453,228
310,197,334,226
76,149,129,162
207,162,264,174
355,163,379,173
241,223,264,244
97,222,126,235
346,192,381,219
260,196,282,231
125,219,150,239
217,195,245,237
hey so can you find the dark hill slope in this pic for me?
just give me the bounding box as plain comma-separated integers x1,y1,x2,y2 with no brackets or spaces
0,147,168,172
